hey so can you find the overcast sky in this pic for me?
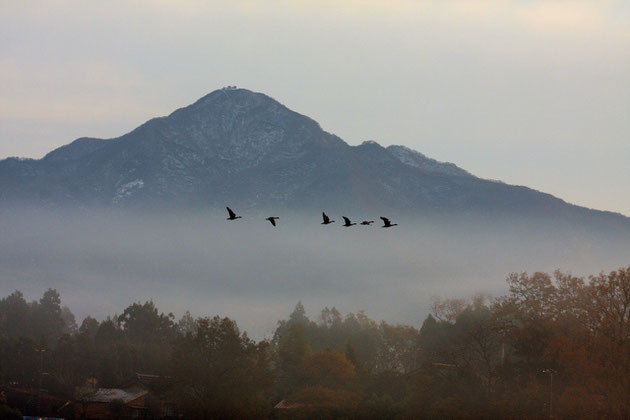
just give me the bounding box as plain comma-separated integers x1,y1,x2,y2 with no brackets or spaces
1,0,629,215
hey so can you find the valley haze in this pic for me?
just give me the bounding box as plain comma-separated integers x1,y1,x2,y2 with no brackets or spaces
0,88,628,338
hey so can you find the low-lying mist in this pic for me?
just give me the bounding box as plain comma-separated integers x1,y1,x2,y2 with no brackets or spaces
1,205,628,338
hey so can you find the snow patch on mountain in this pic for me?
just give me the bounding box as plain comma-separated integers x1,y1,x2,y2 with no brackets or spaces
113,180,144,204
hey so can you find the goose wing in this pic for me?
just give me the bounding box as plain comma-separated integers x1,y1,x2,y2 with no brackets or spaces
380,216,391,226
322,212,330,223
267,217,277,226
227,207,237,218
342,216,351,225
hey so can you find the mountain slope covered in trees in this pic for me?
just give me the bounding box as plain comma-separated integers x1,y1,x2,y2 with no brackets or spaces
0,88,627,231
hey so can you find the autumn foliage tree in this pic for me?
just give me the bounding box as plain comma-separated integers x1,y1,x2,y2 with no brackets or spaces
1,265,629,419
287,350,360,418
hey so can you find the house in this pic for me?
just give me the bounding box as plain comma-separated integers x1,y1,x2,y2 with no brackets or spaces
74,387,148,419
274,399,306,410
0,383,71,419
74,373,180,420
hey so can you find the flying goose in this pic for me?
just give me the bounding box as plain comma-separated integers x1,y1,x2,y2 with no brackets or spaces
360,220,374,225
321,212,335,224
342,216,356,227
266,216,279,226
380,217,398,228
226,207,242,220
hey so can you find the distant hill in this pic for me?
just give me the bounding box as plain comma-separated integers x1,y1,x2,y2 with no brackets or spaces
0,87,628,229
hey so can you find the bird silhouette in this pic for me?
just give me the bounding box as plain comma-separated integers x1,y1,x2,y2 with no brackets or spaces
226,207,242,220
321,212,335,224
342,216,356,227
266,216,279,226
380,217,398,228
360,220,374,225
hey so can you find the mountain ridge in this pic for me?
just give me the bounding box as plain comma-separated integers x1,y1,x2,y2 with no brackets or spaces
0,88,627,228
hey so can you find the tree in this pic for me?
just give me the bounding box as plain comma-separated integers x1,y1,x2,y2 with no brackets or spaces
289,301,309,326
0,290,30,339
94,319,121,347
60,306,77,335
273,302,315,349
299,350,355,388
177,310,196,335
33,289,65,346
278,323,311,377
345,342,359,371
79,316,100,339
374,322,420,373
117,301,175,344
170,316,273,419
588,267,630,343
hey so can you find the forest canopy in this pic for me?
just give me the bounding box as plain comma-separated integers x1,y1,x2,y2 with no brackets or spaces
1,265,629,419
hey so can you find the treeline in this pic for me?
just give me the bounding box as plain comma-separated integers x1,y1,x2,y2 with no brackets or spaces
1,265,629,419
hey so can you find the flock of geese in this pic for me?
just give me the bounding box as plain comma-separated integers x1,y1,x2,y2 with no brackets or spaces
226,207,398,228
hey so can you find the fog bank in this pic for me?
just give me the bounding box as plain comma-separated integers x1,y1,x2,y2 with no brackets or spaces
1,207,627,338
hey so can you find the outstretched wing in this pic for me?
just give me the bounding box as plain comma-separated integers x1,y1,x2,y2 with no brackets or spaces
227,207,237,218
268,217,277,226
380,216,391,226
322,212,330,223
342,216,351,225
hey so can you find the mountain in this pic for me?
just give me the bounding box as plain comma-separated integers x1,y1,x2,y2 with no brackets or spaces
0,87,628,228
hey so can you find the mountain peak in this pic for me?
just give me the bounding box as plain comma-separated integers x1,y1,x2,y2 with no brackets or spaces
1,88,628,228
193,86,267,104
181,87,288,117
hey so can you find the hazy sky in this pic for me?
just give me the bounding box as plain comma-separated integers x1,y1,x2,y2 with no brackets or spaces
1,1,629,215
